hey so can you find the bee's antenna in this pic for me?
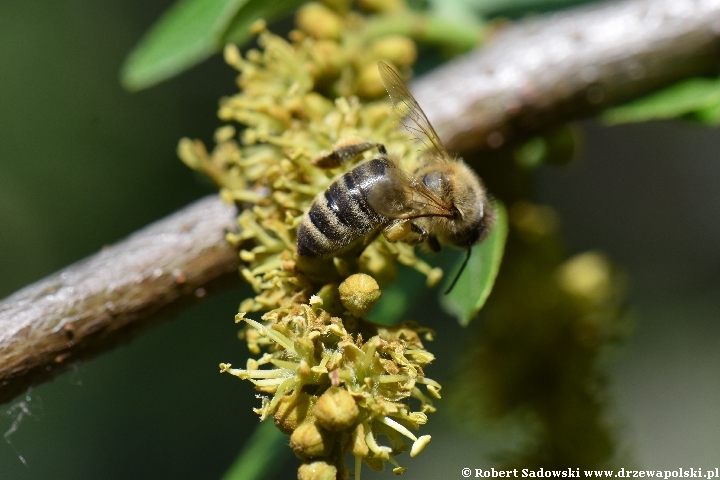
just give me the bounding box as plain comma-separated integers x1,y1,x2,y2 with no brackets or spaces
444,247,472,295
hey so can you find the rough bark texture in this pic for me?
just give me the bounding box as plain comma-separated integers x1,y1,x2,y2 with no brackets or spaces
0,196,240,404
414,0,720,153
3,0,720,403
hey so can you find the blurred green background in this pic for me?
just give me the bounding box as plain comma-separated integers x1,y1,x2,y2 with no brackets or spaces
1,0,719,478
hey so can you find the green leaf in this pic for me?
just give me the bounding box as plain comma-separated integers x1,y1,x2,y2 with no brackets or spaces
601,77,720,125
121,0,245,91
691,101,720,125
121,0,303,91
221,420,291,480
440,202,508,326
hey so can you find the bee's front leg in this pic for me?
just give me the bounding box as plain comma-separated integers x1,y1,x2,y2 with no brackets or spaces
426,235,441,252
405,225,442,253
383,221,428,245
409,223,429,243
382,219,412,243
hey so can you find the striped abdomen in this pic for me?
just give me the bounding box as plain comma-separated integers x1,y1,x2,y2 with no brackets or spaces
297,158,390,257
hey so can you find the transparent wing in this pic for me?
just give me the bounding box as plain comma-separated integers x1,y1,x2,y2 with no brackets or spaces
366,160,453,219
378,61,452,163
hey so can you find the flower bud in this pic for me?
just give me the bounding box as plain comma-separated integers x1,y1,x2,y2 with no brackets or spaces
339,273,382,317
290,422,334,459
310,40,342,79
356,62,386,99
371,36,417,67
274,393,315,434
314,386,359,431
302,92,335,120
296,3,343,40
556,251,612,304
298,460,338,480
510,201,559,243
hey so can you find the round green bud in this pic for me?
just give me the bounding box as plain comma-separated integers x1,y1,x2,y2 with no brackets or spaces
296,3,343,40
314,386,359,431
338,273,382,317
298,460,338,480
290,422,334,459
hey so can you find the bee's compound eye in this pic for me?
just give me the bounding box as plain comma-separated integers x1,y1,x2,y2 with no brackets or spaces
449,205,461,219
422,172,443,192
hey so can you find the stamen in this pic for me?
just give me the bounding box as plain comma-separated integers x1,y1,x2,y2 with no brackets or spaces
243,318,296,352
378,416,417,441
270,359,300,370
264,377,295,419
363,337,380,370
251,256,282,275
243,369,287,378
416,377,442,398
388,456,407,475
410,435,431,457
364,425,392,459
249,378,287,387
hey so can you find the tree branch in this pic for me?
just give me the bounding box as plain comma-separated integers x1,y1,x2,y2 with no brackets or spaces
3,0,720,403
0,196,240,404
414,0,720,152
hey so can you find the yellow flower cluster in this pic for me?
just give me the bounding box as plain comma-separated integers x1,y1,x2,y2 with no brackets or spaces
220,276,439,478
178,3,444,478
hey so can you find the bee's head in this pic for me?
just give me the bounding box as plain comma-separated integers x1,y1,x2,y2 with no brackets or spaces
447,197,495,249
442,198,496,294
419,160,495,249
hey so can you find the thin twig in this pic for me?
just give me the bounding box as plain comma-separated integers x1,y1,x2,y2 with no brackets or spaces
3,0,720,403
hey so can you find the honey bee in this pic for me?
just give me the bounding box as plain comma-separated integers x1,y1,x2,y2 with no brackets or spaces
297,61,494,291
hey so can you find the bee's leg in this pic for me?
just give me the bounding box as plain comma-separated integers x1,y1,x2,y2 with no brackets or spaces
393,222,428,246
382,219,411,243
312,141,386,169
411,223,427,239
426,235,441,252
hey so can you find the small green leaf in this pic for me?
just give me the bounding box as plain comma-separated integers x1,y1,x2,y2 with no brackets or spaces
601,77,720,125
440,202,508,326
121,0,246,91
221,420,291,480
